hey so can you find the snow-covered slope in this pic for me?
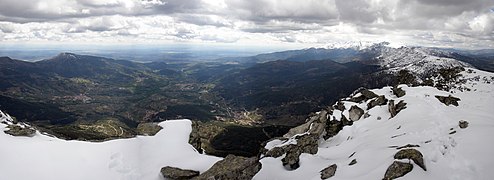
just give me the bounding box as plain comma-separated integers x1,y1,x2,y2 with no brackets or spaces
0,117,221,180
255,68,494,180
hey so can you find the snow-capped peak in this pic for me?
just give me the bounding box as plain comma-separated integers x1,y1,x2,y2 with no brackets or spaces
322,41,378,50
367,45,472,76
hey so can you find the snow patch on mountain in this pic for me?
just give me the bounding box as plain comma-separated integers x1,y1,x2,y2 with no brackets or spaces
321,41,377,50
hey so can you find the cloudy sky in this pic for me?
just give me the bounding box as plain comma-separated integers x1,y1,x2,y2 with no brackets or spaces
0,0,493,49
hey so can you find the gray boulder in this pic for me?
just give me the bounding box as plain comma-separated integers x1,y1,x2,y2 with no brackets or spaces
383,161,413,180
348,106,364,121
320,164,337,179
194,155,261,180
161,166,199,180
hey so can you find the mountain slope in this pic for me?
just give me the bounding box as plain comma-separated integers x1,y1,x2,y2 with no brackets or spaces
256,67,494,179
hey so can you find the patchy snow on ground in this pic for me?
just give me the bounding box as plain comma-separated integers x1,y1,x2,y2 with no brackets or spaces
0,118,221,180
255,68,494,180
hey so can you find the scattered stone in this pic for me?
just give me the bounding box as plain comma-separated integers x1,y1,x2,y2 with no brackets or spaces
160,166,199,180
194,155,261,180
383,161,413,180
4,124,36,137
367,95,388,110
459,120,469,129
320,164,337,179
394,149,426,171
348,106,364,121
435,95,461,106
363,112,371,119
349,159,357,166
392,85,406,98
449,131,457,134
136,122,162,136
396,144,420,150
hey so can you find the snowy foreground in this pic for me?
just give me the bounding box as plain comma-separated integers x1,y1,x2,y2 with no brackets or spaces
1,68,494,180
0,118,220,180
256,68,494,180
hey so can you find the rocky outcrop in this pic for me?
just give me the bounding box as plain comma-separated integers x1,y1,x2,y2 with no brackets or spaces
320,164,337,179
4,124,36,137
383,161,413,180
160,166,199,180
394,149,426,171
367,95,388,110
459,120,469,129
136,122,162,136
281,134,319,169
435,95,461,106
348,106,364,121
388,100,407,118
194,155,261,180
188,121,226,154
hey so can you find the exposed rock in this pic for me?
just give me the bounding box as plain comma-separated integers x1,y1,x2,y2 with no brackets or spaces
435,95,461,106
320,164,337,179
348,106,364,121
324,116,352,140
188,121,226,155
284,115,318,138
194,155,261,180
383,161,413,180
4,124,36,137
367,95,388,110
349,159,357,166
394,149,426,171
282,144,302,169
281,134,319,170
160,166,199,180
136,122,162,136
263,146,286,158
334,101,346,111
392,86,406,98
388,100,407,118
459,120,469,129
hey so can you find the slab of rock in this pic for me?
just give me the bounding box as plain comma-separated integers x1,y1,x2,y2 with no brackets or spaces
348,106,364,121
194,155,261,180
394,149,426,171
161,166,199,180
383,161,413,180
435,95,461,106
320,164,337,179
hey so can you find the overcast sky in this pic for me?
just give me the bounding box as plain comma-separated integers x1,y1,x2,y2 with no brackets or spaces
0,0,493,49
